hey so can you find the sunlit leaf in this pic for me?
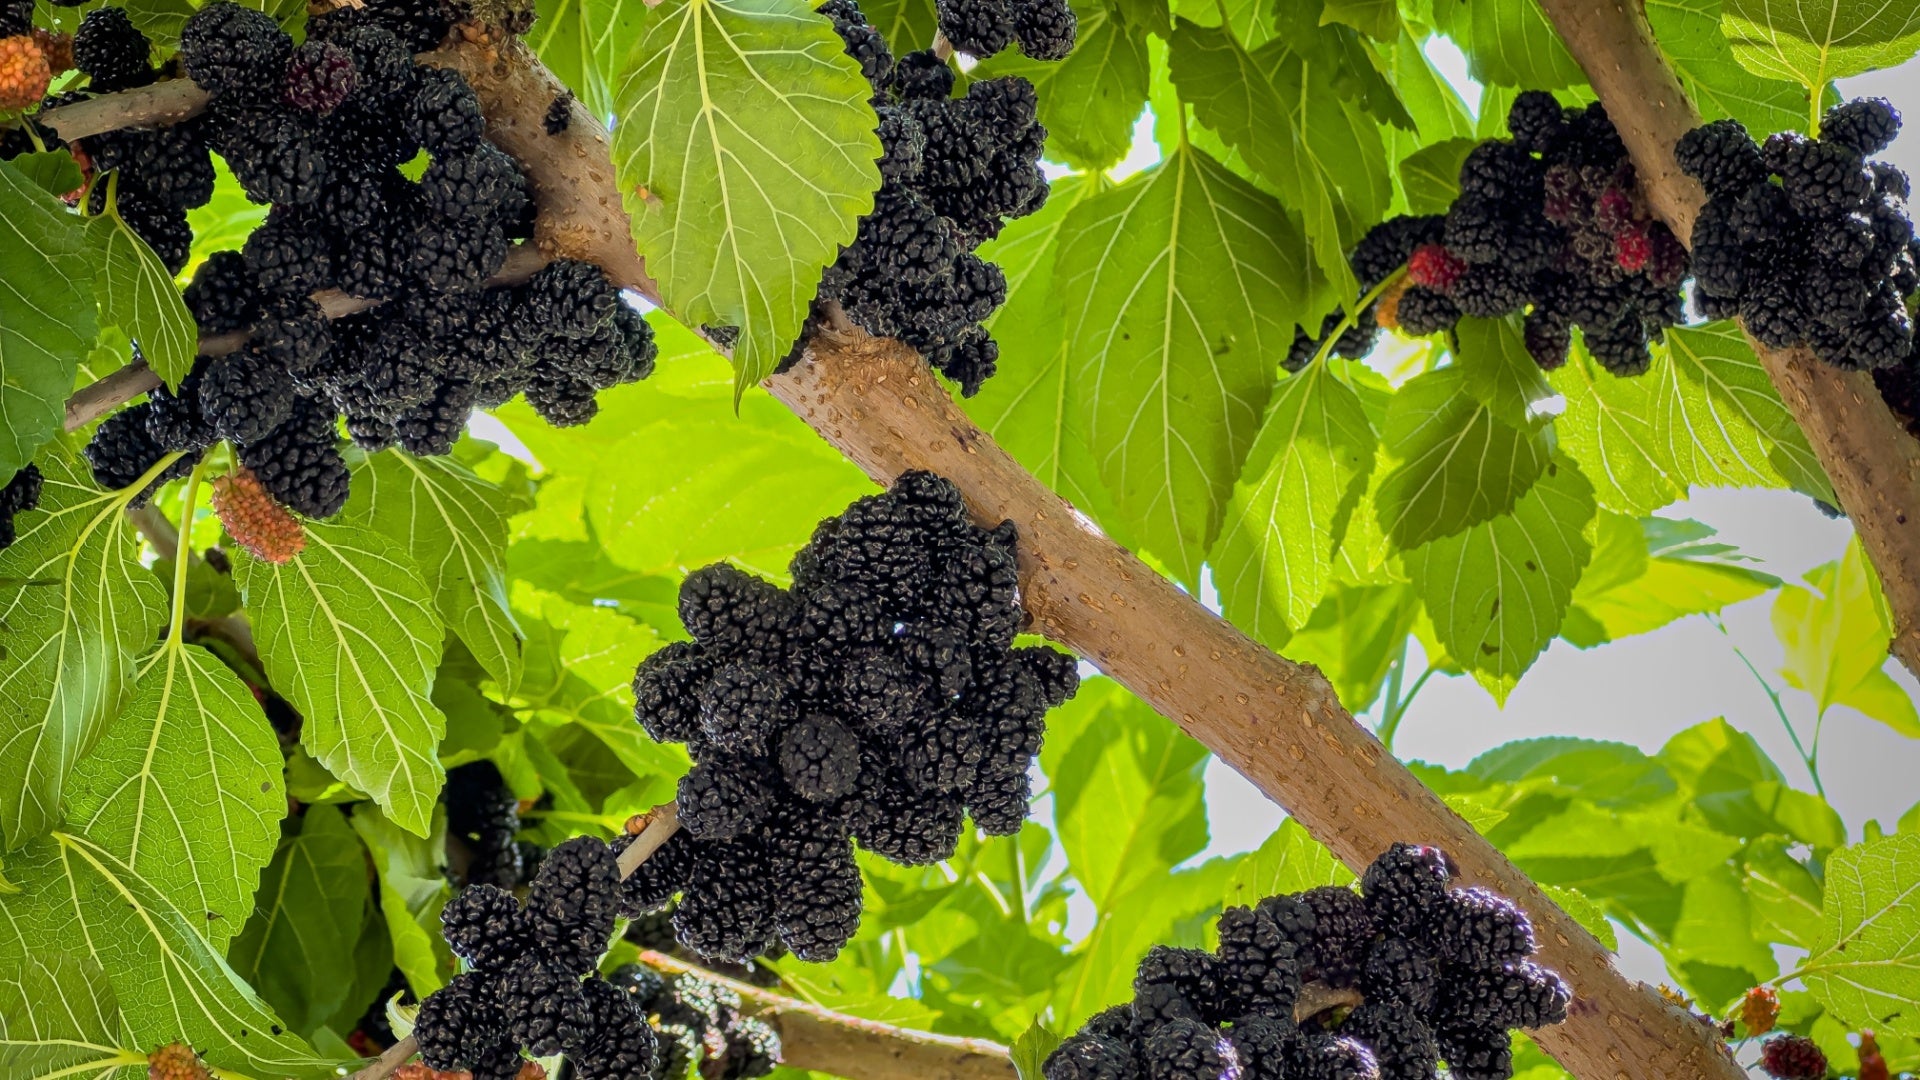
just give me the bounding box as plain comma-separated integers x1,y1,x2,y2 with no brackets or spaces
86,205,195,391
0,162,95,487
0,952,143,1079
1721,0,1920,87
1801,834,1920,1037
1375,367,1552,550
230,807,369,1038
1773,537,1920,737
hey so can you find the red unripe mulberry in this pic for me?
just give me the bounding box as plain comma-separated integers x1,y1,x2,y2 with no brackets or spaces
1407,243,1467,292
1760,1035,1827,1080
213,467,306,564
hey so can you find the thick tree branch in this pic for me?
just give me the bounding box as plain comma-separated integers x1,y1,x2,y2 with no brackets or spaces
60,32,1742,1080
1534,0,1920,677
635,951,1014,1080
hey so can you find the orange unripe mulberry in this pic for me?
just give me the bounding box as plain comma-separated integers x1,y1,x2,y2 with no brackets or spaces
32,29,71,77
1374,277,1411,333
1741,985,1780,1035
213,466,305,564
0,34,53,111
148,1042,211,1080
1859,1031,1888,1080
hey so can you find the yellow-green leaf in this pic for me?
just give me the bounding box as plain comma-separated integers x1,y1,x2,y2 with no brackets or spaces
1722,0,1920,88
86,208,195,391
1801,834,1920,1037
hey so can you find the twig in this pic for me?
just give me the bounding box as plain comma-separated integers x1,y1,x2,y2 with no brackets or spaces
38,78,212,142
126,504,179,561
1532,0,1920,679
635,950,1014,1080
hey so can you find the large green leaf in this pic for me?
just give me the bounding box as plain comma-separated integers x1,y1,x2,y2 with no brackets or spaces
1282,581,1419,713
1659,325,1829,500
1407,457,1597,702
1221,818,1352,910
1801,834,1920,1037
237,519,447,837
1648,0,1811,134
1211,364,1376,646
0,832,334,1078
63,642,284,953
1167,18,1389,301
611,0,883,391
0,163,95,487
857,0,938,51
1721,0,1920,87
961,176,1123,535
1562,513,1778,646
1041,680,1210,912
0,452,168,849
1427,0,1585,89
1055,145,1310,581
1374,366,1551,550
230,807,369,1038
1772,538,1920,738
349,805,453,998
977,0,1149,171
346,451,524,693
1658,719,1846,848
86,206,195,391
1550,346,1683,515
1745,837,1824,949
0,952,144,1078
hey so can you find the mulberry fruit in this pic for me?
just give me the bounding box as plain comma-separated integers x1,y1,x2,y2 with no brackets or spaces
73,7,152,92
212,466,305,564
1760,1035,1827,1080
0,463,43,550
180,2,292,101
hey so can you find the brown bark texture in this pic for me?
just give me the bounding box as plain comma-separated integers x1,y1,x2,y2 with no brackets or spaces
1533,0,1920,675
636,951,1016,1080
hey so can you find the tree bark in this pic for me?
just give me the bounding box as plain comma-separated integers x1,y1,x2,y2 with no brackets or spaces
61,32,1745,1080
636,951,1015,1080
1534,0,1920,676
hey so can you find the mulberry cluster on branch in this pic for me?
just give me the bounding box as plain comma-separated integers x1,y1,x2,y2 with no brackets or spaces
932,0,1075,59
785,0,1066,396
1679,99,1916,380
74,4,654,519
608,966,782,1080
1297,90,1688,376
626,471,1079,964
416,837,656,1080
1044,844,1571,1080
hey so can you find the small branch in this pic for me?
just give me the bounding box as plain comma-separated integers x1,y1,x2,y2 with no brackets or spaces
66,361,161,431
39,78,212,142
636,950,1014,1080
1293,982,1364,1024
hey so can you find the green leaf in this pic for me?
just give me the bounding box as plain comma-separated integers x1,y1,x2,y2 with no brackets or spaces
977,0,1150,171
151,554,242,620
345,450,524,693
230,807,369,1039
1281,581,1419,712
185,159,268,268
1563,513,1778,646
1055,144,1311,580
1721,0,1920,87
63,642,284,953
1406,457,1597,701
1469,737,1677,808
1427,0,1585,89
1211,363,1376,644
0,952,144,1078
499,335,873,582
7,152,83,198
1542,884,1619,950
0,832,334,1078
1658,325,1830,500
1773,538,1920,737
1398,137,1475,215
1549,348,1682,515
1167,18,1390,301
1375,366,1552,550
1455,317,1555,429
1801,834,1920,1037
960,176,1123,535
85,206,196,391
348,804,453,998
237,519,447,837
1658,719,1846,847
856,0,938,51
1647,0,1812,134
0,162,96,487
1745,837,1824,949
1041,680,1210,911
1320,0,1398,39
0,451,168,849
611,0,883,392
1221,818,1352,910
1011,1020,1063,1080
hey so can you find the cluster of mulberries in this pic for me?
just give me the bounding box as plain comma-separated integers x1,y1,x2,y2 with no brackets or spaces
625,900,786,989
1758,1035,1828,1080
71,2,654,518
1044,844,1572,1080
793,0,1062,395
932,0,1076,60
1296,91,1689,376
415,837,655,1080
623,471,1080,964
447,761,527,890
607,966,782,1080
0,464,42,550
1679,98,1915,372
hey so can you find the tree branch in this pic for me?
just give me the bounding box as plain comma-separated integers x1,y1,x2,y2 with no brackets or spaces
59,32,1742,1080
635,950,1014,1080
1533,0,1920,677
